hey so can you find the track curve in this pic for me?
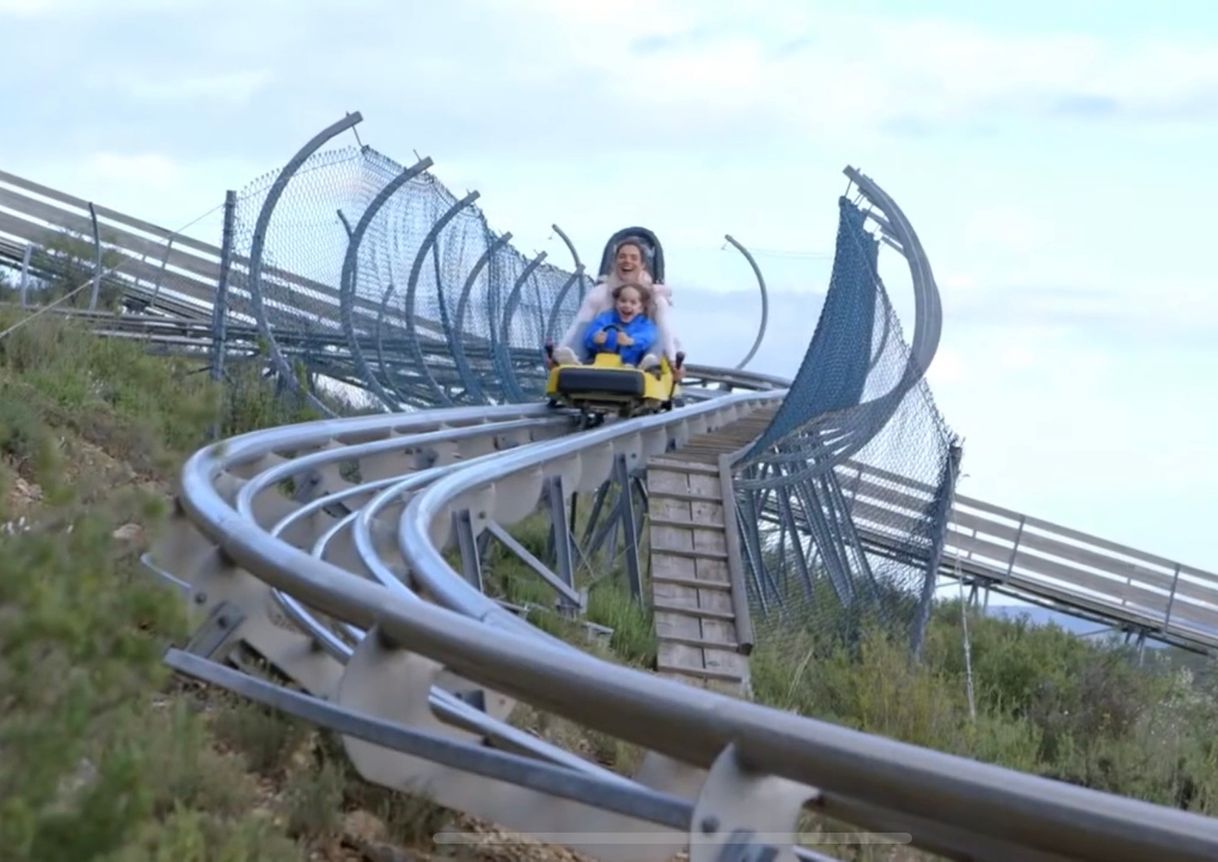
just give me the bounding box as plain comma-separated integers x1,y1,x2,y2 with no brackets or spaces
156,386,1218,862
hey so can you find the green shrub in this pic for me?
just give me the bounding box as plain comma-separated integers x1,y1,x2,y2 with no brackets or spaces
585,576,656,667
754,598,1218,816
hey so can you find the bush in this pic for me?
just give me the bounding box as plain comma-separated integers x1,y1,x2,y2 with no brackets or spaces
0,507,307,860
0,317,375,860
753,598,1218,815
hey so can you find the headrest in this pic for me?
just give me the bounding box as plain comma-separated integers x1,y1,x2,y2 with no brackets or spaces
598,226,665,282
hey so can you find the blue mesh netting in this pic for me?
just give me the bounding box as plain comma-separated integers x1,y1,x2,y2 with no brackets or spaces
748,199,878,450
734,194,959,655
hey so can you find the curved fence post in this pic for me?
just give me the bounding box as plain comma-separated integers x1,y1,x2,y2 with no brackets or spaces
339,157,435,411
722,167,955,670
542,267,586,347
451,230,513,404
551,222,589,304
495,251,547,403
87,202,102,310
723,234,769,370
389,191,480,407
741,167,945,469
210,191,237,385
245,111,364,417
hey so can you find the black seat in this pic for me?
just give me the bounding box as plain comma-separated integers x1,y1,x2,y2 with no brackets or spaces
598,227,665,283
556,366,645,397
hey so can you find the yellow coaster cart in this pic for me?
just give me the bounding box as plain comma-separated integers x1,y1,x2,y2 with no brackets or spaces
545,225,683,428
544,341,683,429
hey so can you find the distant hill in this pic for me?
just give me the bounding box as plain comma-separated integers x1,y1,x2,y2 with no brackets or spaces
978,604,1218,681
983,602,1129,639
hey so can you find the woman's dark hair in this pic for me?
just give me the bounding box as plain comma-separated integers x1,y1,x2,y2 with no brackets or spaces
614,239,649,268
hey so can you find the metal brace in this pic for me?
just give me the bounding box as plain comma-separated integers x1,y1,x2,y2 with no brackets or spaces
690,743,818,862
453,508,483,592
291,469,323,503
182,599,246,660
450,688,487,712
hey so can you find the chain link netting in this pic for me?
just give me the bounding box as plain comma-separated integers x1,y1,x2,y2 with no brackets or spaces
222,144,592,409
734,196,959,656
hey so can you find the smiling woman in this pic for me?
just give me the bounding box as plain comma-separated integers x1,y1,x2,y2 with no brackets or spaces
554,229,682,369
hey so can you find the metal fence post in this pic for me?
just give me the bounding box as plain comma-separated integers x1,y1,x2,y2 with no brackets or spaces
911,439,963,658
1003,514,1027,584
208,191,237,441
150,236,174,309
245,111,364,418
1163,563,1183,632
18,244,31,307
211,191,236,384
87,202,102,310
723,234,770,370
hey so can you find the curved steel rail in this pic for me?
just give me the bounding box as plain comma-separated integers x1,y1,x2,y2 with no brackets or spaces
339,157,434,411
391,404,1218,862
163,390,1218,862
723,234,769,370
151,126,1218,860
245,111,363,417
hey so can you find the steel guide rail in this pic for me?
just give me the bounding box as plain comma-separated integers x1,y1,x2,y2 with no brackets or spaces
172,404,662,790
16,151,1218,857
18,119,1218,858
172,393,812,861
168,391,1218,862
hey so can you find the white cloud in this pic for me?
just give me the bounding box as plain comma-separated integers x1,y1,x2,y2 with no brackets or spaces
0,0,54,14
799,16,1218,129
492,5,1218,141
0,0,206,14
86,152,182,185
121,70,272,106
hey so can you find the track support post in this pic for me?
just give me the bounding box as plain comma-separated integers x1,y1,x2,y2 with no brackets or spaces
453,508,483,592
615,453,643,600
689,743,817,862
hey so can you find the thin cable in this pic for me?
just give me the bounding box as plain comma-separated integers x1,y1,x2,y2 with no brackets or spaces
0,198,226,341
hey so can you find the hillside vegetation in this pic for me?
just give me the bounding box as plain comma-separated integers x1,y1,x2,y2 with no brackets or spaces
751,605,1218,818
0,314,458,861
1,312,1216,862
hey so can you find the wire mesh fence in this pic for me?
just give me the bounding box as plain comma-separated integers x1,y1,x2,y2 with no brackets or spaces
0,123,956,657
0,131,959,664
733,194,960,657
223,144,959,656
222,144,592,409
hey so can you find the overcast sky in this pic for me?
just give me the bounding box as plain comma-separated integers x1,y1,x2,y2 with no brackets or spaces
2,0,1216,574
